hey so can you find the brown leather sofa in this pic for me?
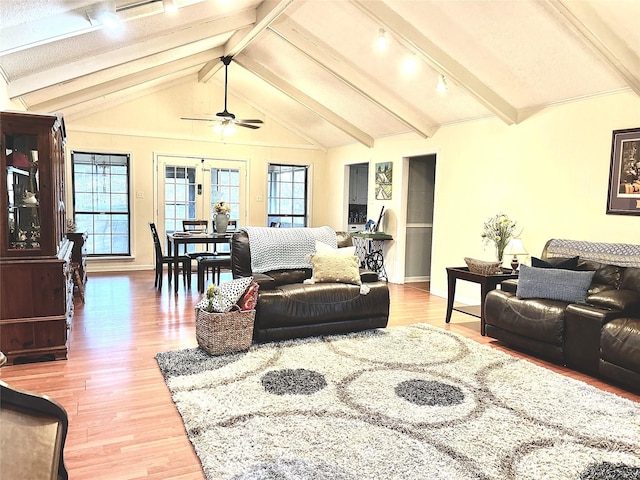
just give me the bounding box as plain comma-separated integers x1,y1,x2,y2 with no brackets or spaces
231,229,389,342
484,239,640,392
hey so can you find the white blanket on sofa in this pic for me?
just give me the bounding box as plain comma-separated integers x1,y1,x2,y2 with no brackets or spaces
243,226,337,273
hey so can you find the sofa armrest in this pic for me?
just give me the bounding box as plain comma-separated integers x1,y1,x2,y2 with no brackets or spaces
252,273,277,291
360,269,380,283
586,289,640,315
501,279,518,294
565,303,625,374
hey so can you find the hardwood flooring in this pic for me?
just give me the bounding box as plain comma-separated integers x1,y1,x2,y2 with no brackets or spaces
1,271,637,479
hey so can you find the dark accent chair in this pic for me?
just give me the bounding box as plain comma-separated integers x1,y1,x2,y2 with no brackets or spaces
1,379,69,480
149,222,191,290
231,229,389,342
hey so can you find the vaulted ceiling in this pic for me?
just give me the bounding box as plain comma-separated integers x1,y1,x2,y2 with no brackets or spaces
1,0,638,150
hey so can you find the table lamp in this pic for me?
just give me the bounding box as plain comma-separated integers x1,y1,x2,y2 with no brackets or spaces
506,238,528,273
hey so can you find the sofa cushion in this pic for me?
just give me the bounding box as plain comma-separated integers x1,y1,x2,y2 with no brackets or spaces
601,318,640,375
532,256,578,269
516,264,595,303
485,290,567,345
587,289,640,314
621,267,640,294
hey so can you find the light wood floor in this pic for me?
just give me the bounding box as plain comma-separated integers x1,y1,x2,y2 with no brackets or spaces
1,271,637,479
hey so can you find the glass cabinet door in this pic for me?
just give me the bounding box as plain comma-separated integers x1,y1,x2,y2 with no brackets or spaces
5,132,40,250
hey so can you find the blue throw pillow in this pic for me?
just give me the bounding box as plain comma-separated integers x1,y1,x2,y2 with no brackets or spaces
531,256,579,270
516,264,595,303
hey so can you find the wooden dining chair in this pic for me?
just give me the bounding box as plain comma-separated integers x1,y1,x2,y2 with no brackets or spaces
182,220,214,260
149,222,191,290
197,254,232,292
182,220,208,233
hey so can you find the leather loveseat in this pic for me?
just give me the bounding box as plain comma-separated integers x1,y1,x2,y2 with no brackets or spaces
484,239,640,391
231,228,389,342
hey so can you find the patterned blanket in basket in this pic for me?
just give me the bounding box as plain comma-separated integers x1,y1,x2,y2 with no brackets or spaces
243,226,337,273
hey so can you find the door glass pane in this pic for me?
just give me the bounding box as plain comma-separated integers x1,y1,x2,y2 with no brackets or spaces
164,165,196,234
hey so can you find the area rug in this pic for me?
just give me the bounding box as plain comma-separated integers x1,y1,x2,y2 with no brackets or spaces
155,323,640,480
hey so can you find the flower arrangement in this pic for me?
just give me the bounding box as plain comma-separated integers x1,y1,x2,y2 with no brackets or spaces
213,200,231,215
481,213,518,262
197,284,219,313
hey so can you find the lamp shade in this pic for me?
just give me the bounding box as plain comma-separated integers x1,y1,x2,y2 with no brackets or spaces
506,238,527,255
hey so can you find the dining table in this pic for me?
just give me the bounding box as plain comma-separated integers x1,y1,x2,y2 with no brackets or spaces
166,232,233,293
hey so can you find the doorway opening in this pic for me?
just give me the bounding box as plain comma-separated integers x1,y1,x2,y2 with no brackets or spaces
404,154,436,286
347,163,369,232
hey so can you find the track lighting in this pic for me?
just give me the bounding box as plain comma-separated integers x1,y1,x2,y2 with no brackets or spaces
376,28,388,51
163,0,178,13
402,53,418,75
437,74,448,94
86,7,123,31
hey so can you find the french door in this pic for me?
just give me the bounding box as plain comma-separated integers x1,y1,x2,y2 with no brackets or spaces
155,155,246,249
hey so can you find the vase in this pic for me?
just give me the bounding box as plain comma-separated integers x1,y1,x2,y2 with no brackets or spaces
214,213,229,234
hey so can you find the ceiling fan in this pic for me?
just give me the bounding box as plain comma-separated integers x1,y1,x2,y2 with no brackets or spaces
181,56,263,135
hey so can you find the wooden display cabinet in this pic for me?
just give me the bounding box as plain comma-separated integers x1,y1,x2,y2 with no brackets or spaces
0,111,73,364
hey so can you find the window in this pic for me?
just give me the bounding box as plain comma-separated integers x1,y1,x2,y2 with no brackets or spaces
267,164,308,228
71,152,130,256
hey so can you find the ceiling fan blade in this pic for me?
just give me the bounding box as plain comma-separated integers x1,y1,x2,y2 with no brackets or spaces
181,117,217,122
236,119,263,124
237,123,261,129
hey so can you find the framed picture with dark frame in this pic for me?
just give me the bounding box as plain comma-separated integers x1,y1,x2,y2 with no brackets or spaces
607,127,640,216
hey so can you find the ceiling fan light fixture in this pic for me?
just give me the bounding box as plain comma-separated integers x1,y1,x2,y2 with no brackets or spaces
376,28,388,51
223,123,236,137
437,74,448,94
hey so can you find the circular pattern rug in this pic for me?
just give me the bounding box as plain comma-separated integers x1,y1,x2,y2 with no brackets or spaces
155,323,640,480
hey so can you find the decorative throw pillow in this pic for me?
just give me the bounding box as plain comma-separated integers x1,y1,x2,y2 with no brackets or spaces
516,265,594,303
307,250,361,286
195,276,253,313
315,240,356,257
531,256,579,270
239,281,259,311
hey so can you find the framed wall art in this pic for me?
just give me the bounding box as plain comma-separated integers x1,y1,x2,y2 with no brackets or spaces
374,162,392,200
607,127,640,216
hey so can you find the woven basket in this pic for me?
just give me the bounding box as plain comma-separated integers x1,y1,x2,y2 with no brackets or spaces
195,308,255,355
464,257,502,275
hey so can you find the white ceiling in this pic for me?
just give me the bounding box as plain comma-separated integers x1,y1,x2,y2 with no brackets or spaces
1,0,638,149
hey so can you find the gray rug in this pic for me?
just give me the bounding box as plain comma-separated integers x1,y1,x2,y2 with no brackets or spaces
155,324,640,480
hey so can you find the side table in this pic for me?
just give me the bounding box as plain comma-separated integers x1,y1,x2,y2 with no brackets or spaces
351,232,393,281
445,266,518,335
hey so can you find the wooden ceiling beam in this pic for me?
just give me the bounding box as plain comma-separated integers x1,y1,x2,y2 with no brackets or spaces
235,54,375,148
545,0,640,96
198,0,293,83
8,10,254,98
271,19,439,138
352,0,519,125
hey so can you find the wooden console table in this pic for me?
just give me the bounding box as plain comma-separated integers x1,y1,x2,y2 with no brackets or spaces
445,266,518,335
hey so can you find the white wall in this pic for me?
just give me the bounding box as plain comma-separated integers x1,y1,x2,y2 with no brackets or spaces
65,80,327,272
324,91,640,304
3,78,638,302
